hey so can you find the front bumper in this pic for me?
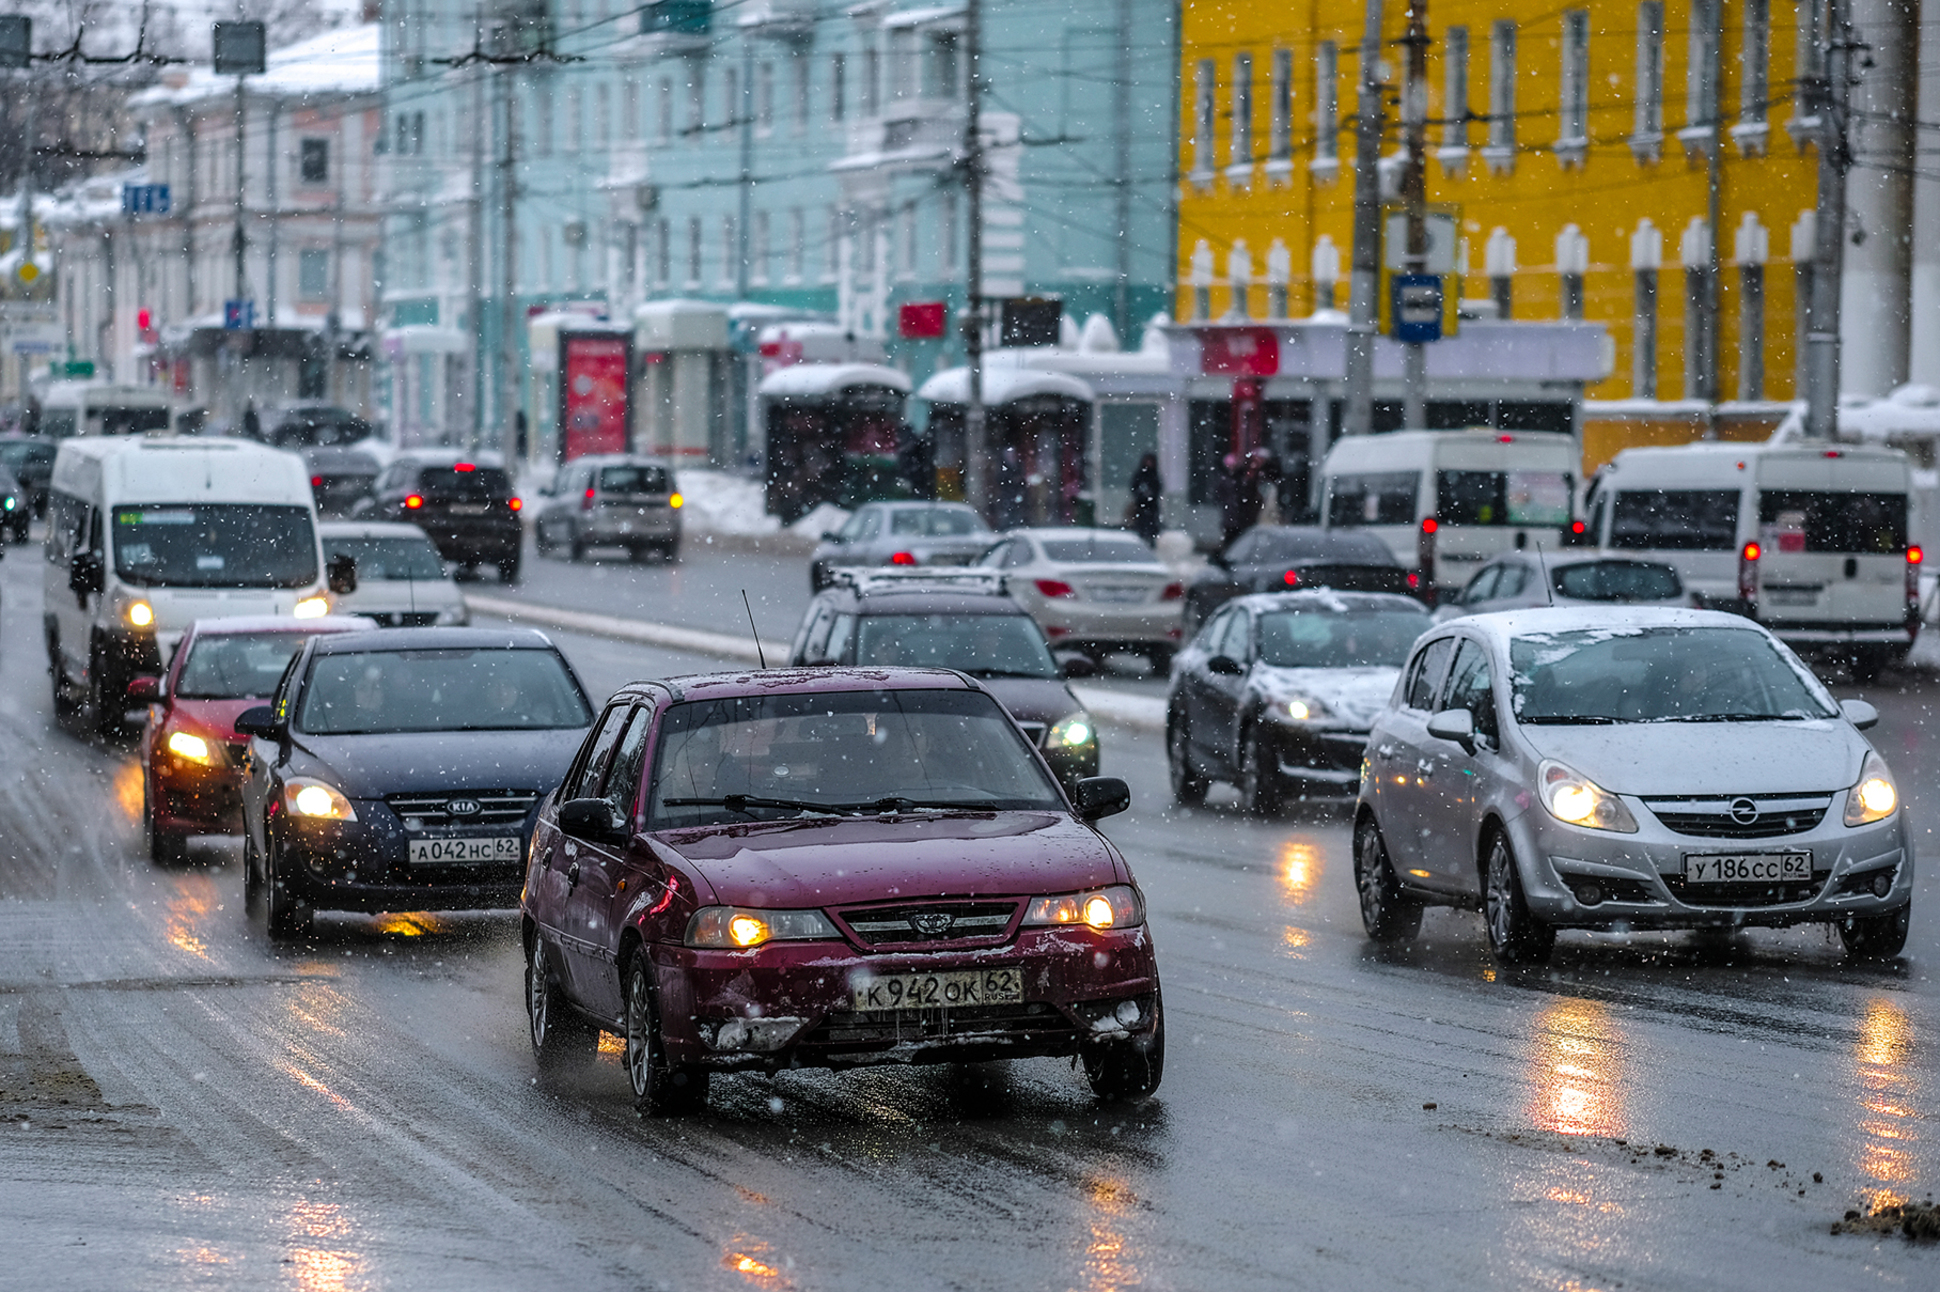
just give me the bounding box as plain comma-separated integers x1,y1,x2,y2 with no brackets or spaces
650,924,1161,1071
1261,719,1371,793
150,749,247,834
277,803,528,913
1507,800,1913,929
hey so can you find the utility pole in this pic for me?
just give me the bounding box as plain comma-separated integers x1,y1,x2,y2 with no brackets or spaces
961,0,987,514
466,5,485,448
213,22,266,317
1111,0,1132,338
232,73,247,304
736,38,753,299
1804,0,1853,439
1342,0,1385,437
265,102,278,327
1399,0,1428,429
1702,0,1722,437
498,50,521,466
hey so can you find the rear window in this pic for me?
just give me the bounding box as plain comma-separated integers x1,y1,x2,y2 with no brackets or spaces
1038,534,1155,563
90,406,169,436
297,648,591,734
1552,560,1683,602
1608,489,1740,551
323,536,447,581
417,465,512,500
176,632,310,699
1256,607,1430,669
1326,472,1419,526
1436,470,1573,527
597,465,671,495
888,507,987,537
1758,490,1906,555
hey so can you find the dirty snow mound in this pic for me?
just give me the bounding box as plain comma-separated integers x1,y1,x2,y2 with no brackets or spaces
674,469,780,535
789,502,850,538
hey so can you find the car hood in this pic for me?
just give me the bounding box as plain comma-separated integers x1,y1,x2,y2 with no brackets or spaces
1252,665,1400,729
1516,719,1870,796
291,728,587,798
972,676,1084,725
656,812,1123,908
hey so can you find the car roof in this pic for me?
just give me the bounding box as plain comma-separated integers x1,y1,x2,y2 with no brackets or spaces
826,588,1026,615
1227,589,1430,615
318,520,438,539
1234,526,1398,562
1446,605,1767,647
610,666,980,705
308,626,556,654
567,453,673,467
185,614,376,638
863,500,980,512
396,448,507,466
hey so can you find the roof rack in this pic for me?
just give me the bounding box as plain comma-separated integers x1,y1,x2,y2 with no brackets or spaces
829,566,1010,597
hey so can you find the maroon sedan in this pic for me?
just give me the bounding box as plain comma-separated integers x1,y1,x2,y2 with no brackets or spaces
134,614,372,865
521,667,1163,1111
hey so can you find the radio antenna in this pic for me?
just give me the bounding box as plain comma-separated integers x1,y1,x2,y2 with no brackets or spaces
1535,541,1555,606
742,590,768,668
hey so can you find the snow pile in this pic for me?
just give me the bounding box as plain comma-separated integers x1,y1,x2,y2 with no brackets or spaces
673,469,780,535
790,502,850,539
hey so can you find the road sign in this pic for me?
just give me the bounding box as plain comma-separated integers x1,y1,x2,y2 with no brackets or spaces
212,21,266,75
223,299,256,330
121,184,171,216
1382,211,1459,274
1391,275,1445,343
54,360,95,378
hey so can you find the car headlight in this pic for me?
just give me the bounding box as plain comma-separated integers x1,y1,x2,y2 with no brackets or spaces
1022,884,1143,930
166,730,214,764
1539,760,1637,833
1047,712,1095,748
283,778,357,821
1273,693,1331,722
293,595,330,619
126,599,154,628
685,906,840,949
1845,751,1899,826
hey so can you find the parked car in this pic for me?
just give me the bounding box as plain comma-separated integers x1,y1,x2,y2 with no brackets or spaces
977,528,1184,670
0,435,55,517
520,666,1158,1113
352,451,524,583
266,404,378,449
788,568,1099,791
533,454,683,562
0,464,26,542
1435,551,1689,619
1167,591,1432,812
134,614,374,865
1183,526,1410,629
319,521,468,626
236,627,595,937
808,501,993,590
1353,607,1911,964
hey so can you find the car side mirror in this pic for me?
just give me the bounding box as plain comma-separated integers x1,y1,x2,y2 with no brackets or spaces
821,531,843,543
69,551,103,596
1840,698,1880,731
1425,708,1476,749
327,553,358,595
558,796,626,842
1207,654,1245,677
1072,776,1131,822
126,675,161,702
234,704,282,740
1058,653,1097,679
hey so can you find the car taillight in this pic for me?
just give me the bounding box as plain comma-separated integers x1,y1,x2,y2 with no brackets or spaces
509,497,522,512
1738,540,1760,610
405,494,423,510
1908,547,1924,628
1417,518,1438,598
1035,579,1076,598
1282,569,1300,586
1161,581,1183,600
889,551,917,566
582,486,596,512
311,475,323,488
454,461,476,472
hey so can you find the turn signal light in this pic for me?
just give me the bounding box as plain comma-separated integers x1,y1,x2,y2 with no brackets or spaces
404,494,423,509
509,497,522,512
1909,546,1924,565
1742,541,1761,563
669,492,684,509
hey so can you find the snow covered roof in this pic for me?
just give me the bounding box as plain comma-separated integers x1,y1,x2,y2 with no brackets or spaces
917,366,1095,405
758,363,912,398
130,23,380,109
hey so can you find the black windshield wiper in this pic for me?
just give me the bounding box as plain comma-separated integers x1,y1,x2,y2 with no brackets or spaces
1659,712,1792,723
1518,714,1624,725
661,794,853,816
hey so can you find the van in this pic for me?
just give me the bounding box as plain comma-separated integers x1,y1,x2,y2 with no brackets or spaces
1583,441,1916,676
36,380,173,438
43,437,344,733
1317,429,1577,601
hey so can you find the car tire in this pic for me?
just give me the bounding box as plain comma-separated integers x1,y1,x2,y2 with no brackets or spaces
624,955,708,1115
1354,816,1423,943
1081,991,1165,1102
47,633,77,719
144,781,188,867
1240,722,1287,817
1166,712,1208,807
243,830,264,914
1838,904,1911,960
527,935,597,1070
1145,645,1175,675
808,562,827,592
1483,829,1553,964
498,554,522,584
568,531,586,562
87,646,125,739
264,837,314,940
1849,646,1890,684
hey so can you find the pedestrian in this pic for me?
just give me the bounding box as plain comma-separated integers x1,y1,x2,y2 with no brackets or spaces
241,401,261,441
1232,452,1264,538
1216,453,1245,550
1126,452,1163,547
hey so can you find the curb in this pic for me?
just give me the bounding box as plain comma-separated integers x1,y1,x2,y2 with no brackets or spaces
464,594,1168,733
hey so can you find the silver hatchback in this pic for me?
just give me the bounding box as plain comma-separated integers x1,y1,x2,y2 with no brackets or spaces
1354,607,1911,963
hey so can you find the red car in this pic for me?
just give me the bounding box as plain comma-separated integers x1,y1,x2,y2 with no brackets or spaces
521,667,1163,1112
134,615,373,865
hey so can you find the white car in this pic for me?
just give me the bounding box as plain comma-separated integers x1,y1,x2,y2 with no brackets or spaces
318,521,468,627
1437,551,1689,619
978,528,1184,670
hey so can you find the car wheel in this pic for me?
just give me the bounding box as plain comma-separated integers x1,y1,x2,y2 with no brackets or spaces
498,554,522,584
1354,816,1423,943
1240,722,1287,817
242,830,263,914
1144,645,1175,675
1166,712,1208,807
1483,830,1553,964
808,562,827,591
264,837,313,940
624,955,708,1115
569,531,587,562
87,649,125,739
1849,646,1890,684
47,636,77,719
527,935,596,1070
144,781,188,867
1838,904,1911,960
1081,991,1165,1102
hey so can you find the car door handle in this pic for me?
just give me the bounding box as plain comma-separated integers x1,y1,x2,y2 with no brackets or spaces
1415,759,1437,777
566,861,581,889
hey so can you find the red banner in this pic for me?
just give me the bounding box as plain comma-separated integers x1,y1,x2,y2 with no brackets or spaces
899,301,947,339
1198,326,1280,376
560,333,631,460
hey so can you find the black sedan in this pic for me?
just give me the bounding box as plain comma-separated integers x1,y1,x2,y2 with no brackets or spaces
1183,526,1411,629
236,628,595,937
1166,590,1432,813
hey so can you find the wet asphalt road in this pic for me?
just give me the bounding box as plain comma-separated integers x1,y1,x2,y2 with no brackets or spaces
4,545,1940,1289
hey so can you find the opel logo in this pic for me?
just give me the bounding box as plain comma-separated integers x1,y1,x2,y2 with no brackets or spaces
909,912,955,937
447,798,482,817
1728,797,1761,825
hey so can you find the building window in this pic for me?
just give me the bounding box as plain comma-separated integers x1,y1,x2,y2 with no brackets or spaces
657,78,673,143
721,215,737,287
1736,0,1769,149
1313,43,1338,169
299,138,329,185
788,208,805,282
831,52,847,121
1557,10,1589,160
1687,0,1718,131
566,89,582,153
688,70,706,134
898,204,916,278
723,67,739,131
596,84,611,147
793,53,811,132
298,249,329,301
1633,2,1664,153
756,61,775,134
624,81,639,140
534,94,552,156
1269,48,1293,164
864,46,881,115
1228,52,1253,176
826,208,842,279
941,190,958,270
1792,0,1826,134
686,216,703,287
1192,58,1216,180
925,31,959,98
1485,21,1516,168
889,28,916,101
655,217,671,287
753,210,771,285
1441,27,1469,157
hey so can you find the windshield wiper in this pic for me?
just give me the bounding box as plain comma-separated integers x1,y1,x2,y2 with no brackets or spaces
1658,712,1793,723
661,794,852,816
1518,714,1624,725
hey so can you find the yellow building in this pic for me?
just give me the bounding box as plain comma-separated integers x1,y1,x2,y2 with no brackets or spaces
1175,0,1832,465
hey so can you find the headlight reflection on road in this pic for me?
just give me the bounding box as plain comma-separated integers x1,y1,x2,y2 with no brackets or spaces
1527,997,1626,1139
1081,1174,1141,1292
286,1199,360,1292
1278,838,1323,906
164,873,218,960
1854,997,1918,1204
722,1235,786,1284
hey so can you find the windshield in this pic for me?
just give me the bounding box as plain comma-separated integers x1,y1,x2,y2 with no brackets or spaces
1758,490,1906,554
272,415,373,448
1437,470,1574,526
888,507,987,537
1553,560,1682,602
1326,471,1419,526
648,688,1064,828
1510,627,1836,724
597,465,671,494
113,505,319,589
91,406,169,436
175,632,310,699
1609,489,1739,550
323,536,447,581
1038,534,1156,563
1257,608,1430,669
853,613,1059,677
297,648,592,734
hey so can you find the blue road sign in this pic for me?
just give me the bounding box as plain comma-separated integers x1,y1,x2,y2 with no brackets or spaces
1392,274,1444,343
223,300,256,330
121,184,171,216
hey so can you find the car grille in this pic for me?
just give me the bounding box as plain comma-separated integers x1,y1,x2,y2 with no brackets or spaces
1642,793,1832,839
838,901,1020,947
386,790,537,831
369,610,441,627
1662,871,1831,908
803,1002,1075,1048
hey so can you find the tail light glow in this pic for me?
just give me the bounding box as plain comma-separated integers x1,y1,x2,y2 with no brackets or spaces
1035,579,1077,598
1160,581,1184,600
404,494,423,509
454,462,476,472
889,551,917,566
509,497,522,512
1282,569,1300,586
311,475,324,488
1738,540,1760,608
583,486,597,512
1908,546,1924,566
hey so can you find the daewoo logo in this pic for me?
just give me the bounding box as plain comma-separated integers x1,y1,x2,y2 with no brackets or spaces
908,912,955,937
447,798,482,817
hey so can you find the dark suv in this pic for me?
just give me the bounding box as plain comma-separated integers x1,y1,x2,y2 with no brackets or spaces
354,451,524,582
787,569,1100,791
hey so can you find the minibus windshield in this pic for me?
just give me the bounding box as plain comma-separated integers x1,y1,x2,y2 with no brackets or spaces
113,504,319,588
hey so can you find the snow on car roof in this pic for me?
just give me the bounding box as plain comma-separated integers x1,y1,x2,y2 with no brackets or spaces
1228,589,1428,615
1454,605,1766,645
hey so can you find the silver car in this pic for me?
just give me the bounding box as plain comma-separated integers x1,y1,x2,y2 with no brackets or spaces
808,501,993,590
979,528,1184,669
1354,607,1910,963
534,455,682,562
1436,551,1690,620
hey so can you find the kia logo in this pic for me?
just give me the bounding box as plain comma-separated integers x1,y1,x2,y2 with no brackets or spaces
908,912,955,937
447,798,482,817
1729,798,1760,825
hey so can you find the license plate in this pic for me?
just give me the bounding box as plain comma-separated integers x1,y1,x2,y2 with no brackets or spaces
1682,852,1812,883
409,835,521,864
1765,586,1821,606
449,503,490,515
1090,587,1148,603
851,968,1023,1011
